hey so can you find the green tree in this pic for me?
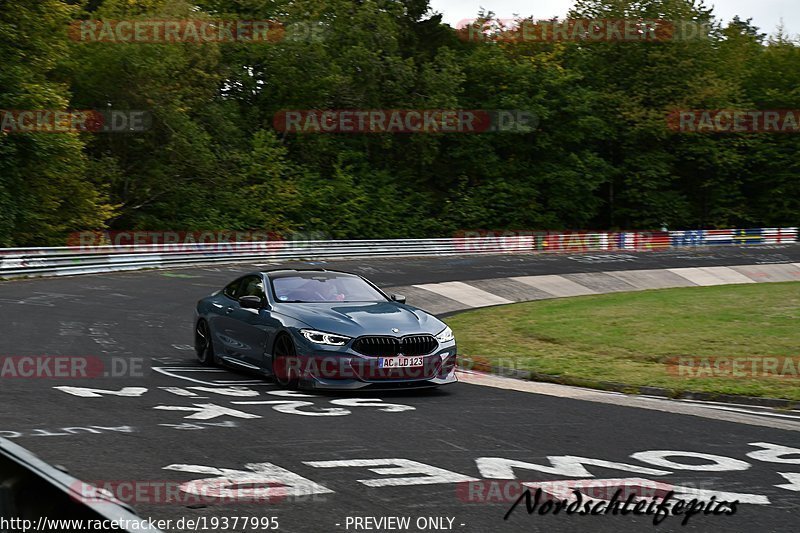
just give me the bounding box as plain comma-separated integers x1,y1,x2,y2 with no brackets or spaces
0,0,112,245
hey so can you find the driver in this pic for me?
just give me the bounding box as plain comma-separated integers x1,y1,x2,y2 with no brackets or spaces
318,280,346,302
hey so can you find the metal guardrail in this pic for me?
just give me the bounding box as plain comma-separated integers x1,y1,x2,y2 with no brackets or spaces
0,228,796,279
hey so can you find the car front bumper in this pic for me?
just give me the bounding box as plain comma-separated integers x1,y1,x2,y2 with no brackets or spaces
291,338,458,390
302,371,457,390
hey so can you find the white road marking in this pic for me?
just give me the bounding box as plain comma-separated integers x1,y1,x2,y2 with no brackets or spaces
153,403,261,420
267,390,318,398
304,459,479,487
160,387,204,397
232,400,351,417
0,426,135,438
187,386,260,397
328,398,415,413
164,462,334,499
746,442,800,464
475,456,670,479
630,451,751,472
54,386,148,398
159,421,238,431
156,456,777,507
776,473,800,492
412,281,512,307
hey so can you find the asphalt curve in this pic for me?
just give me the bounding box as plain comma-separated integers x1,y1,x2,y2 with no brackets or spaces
1,245,799,533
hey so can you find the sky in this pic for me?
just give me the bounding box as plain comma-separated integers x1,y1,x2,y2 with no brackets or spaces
429,0,799,37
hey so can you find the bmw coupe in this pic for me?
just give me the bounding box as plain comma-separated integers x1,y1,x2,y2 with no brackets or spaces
194,269,457,389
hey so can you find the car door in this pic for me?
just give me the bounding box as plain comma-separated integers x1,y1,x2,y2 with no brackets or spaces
226,274,273,367
212,276,250,362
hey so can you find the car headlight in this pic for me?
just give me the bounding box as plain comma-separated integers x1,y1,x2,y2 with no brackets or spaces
301,329,351,346
435,326,454,343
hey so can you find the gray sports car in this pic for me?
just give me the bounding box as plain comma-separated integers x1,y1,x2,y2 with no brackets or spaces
194,269,457,390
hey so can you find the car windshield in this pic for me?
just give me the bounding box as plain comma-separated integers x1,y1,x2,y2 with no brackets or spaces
270,273,387,303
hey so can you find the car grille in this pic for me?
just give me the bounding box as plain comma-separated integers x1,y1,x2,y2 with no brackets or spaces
352,335,438,357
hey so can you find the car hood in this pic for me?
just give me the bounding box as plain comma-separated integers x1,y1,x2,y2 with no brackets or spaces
273,301,446,338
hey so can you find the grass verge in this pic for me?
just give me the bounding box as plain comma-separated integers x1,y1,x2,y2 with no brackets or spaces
448,282,800,401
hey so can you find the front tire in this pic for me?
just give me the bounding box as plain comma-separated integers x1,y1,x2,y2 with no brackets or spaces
272,334,299,389
195,319,217,366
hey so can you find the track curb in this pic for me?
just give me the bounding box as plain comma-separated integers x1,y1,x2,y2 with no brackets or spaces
459,363,799,409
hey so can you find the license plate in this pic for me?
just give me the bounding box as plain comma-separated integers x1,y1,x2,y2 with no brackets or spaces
379,356,423,368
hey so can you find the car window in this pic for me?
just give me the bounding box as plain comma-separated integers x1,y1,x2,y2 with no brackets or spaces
223,278,244,300
270,273,386,303
240,275,266,299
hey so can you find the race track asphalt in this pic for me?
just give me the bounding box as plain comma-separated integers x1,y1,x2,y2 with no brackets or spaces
1,245,799,533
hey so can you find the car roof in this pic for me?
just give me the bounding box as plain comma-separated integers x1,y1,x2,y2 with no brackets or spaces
261,269,359,279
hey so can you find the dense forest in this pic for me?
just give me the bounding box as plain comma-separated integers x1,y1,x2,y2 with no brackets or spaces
1,0,799,246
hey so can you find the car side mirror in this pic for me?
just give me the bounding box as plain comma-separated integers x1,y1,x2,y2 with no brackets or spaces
239,295,263,309
390,293,406,304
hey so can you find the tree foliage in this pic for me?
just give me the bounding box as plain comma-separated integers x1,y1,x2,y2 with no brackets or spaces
0,0,797,245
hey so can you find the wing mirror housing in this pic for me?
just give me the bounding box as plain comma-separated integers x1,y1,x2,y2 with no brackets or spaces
390,293,406,304
239,295,263,309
